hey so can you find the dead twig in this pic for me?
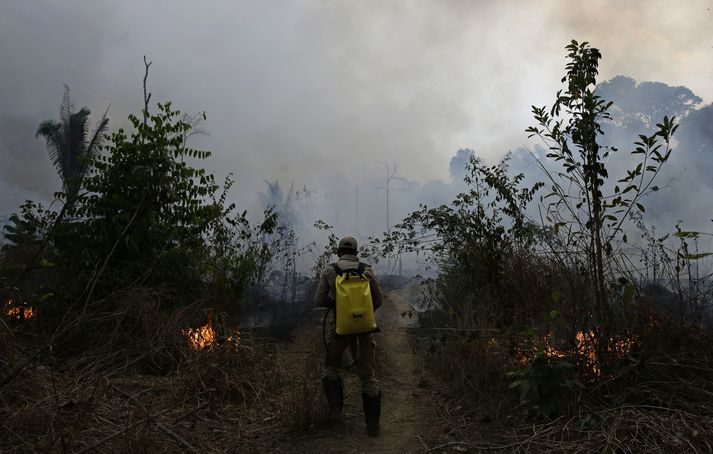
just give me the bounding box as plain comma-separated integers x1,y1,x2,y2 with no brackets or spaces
156,421,200,454
0,345,50,390
112,385,201,453
172,401,209,425
73,406,173,454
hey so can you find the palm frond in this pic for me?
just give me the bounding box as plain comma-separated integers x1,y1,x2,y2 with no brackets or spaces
85,105,110,156
60,84,72,138
36,120,66,179
38,85,110,198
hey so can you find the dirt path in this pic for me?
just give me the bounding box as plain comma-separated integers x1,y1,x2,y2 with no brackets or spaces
290,286,437,453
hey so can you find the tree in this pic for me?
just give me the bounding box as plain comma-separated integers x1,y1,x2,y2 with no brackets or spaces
596,76,700,134
69,102,222,296
527,40,676,365
35,85,109,201
259,179,296,227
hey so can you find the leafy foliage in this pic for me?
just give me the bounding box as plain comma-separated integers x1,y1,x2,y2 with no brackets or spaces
2,201,56,249
508,354,583,419
3,94,288,339
526,41,677,357
385,154,541,318
38,102,222,298
205,175,283,303
391,155,538,256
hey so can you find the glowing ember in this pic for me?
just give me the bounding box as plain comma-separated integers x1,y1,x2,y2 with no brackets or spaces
4,299,34,320
537,330,637,375
183,312,240,350
544,344,567,359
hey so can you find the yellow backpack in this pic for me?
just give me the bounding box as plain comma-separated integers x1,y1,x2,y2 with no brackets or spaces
334,263,378,335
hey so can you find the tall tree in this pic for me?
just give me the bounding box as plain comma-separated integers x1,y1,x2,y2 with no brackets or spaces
35,85,109,201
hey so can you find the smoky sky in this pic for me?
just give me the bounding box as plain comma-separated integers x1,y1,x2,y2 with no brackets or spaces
1,1,712,240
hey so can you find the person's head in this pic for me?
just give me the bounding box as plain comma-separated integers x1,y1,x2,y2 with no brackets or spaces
337,236,358,257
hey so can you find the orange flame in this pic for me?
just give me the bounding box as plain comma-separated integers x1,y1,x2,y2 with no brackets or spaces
183,312,240,350
539,330,636,375
4,299,34,320
184,321,217,350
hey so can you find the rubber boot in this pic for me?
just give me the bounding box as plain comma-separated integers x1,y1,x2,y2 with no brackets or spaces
322,376,343,423
362,391,381,437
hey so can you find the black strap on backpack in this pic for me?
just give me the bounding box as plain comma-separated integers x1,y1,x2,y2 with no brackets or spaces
333,262,366,280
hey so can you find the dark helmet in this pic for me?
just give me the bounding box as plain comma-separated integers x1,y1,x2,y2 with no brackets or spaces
338,236,358,253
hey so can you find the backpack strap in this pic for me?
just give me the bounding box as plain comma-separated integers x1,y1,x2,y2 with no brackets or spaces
334,262,365,280
357,262,366,276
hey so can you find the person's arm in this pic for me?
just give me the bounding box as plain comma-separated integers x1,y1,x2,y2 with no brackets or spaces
366,269,383,311
314,268,332,308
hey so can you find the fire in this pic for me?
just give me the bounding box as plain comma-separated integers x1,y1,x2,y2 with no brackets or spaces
4,299,34,320
538,330,636,375
183,312,240,350
184,321,217,350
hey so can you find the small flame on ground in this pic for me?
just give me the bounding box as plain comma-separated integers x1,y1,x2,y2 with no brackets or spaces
184,322,217,350
183,313,240,350
541,330,636,375
4,299,34,320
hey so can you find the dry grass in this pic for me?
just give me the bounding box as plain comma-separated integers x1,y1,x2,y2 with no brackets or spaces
278,326,325,431
0,333,278,453
420,310,713,453
0,289,333,453
418,247,713,453
424,327,713,453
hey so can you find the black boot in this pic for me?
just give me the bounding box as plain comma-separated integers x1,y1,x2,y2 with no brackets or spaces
362,391,381,437
322,376,343,423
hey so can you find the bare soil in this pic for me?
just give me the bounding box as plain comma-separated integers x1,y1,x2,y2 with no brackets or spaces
274,286,441,453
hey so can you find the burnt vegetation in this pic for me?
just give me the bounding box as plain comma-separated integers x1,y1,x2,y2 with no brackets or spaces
2,41,713,452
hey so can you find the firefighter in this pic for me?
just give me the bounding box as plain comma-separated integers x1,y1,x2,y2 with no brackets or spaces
314,236,383,437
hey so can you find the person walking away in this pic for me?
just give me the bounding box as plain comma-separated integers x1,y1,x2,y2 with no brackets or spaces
314,236,383,437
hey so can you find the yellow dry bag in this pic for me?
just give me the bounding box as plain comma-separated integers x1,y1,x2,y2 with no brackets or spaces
334,263,378,335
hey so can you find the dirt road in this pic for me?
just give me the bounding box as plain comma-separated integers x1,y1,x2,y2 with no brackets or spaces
290,285,437,453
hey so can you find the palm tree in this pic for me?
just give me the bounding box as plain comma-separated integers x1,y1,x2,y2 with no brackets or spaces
35,84,109,201
259,179,296,225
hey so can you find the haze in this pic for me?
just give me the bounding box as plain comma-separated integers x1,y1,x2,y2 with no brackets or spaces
1,1,711,239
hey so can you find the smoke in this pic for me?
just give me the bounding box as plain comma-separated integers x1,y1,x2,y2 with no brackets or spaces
0,114,59,208
507,76,713,258
1,1,711,264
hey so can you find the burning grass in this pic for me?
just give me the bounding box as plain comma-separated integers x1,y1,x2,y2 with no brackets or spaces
421,307,713,453
182,311,241,351
0,287,329,453
0,335,281,453
4,298,34,320
416,249,713,452
515,329,639,378
0,288,304,453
